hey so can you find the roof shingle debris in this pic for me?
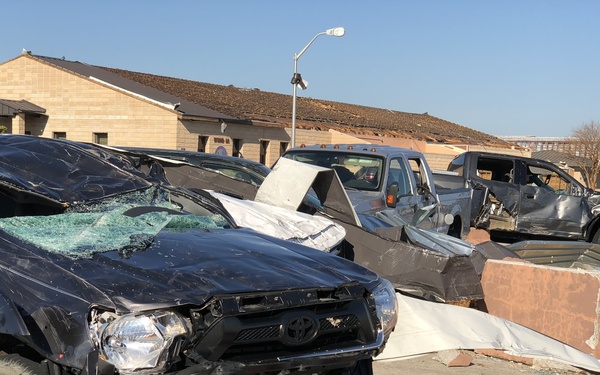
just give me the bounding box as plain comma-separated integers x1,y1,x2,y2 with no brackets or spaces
21,54,494,148
25,54,512,147
102,67,512,147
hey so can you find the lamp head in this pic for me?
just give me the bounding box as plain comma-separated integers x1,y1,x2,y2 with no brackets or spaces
326,27,345,37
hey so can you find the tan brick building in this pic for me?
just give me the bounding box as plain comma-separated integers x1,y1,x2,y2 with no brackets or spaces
0,52,519,168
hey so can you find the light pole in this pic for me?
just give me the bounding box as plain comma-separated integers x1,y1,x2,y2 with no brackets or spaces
290,27,345,148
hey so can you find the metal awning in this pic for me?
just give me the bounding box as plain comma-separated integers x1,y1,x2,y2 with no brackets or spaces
0,99,46,116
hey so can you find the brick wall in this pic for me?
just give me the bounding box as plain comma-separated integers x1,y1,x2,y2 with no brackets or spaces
424,153,457,170
0,55,180,146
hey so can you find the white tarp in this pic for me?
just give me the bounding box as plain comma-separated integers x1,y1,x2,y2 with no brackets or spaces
376,293,600,372
209,191,346,252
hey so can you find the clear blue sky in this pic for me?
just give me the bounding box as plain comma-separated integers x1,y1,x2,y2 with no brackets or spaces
4,1,599,138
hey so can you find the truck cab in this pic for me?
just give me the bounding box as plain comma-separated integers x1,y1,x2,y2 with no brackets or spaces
282,144,471,238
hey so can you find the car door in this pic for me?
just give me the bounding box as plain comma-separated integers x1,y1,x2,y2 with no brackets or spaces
467,155,521,231
405,157,440,231
516,160,590,238
388,157,418,222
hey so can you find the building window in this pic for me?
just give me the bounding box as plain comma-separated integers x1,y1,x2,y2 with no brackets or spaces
260,140,269,165
280,142,289,156
198,136,208,153
53,132,67,140
233,138,242,157
94,133,108,145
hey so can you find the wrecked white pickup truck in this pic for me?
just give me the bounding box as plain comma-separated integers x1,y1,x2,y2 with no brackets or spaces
281,144,472,239
0,135,398,375
448,151,600,243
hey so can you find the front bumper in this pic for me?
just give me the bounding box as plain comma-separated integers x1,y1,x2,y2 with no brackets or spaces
83,330,384,375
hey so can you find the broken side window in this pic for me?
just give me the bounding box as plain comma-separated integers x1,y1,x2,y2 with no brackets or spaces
389,158,412,196
524,164,571,195
476,157,514,183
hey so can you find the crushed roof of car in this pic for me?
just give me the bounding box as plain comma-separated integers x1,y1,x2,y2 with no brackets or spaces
0,134,151,204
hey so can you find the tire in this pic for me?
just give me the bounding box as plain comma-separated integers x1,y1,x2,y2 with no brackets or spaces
328,358,374,375
0,354,42,375
592,229,600,244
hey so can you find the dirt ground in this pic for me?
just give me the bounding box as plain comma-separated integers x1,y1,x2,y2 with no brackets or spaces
373,352,589,375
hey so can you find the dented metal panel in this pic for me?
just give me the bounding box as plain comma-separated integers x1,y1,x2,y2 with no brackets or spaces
333,218,485,302
209,190,346,252
257,157,361,226
151,160,259,200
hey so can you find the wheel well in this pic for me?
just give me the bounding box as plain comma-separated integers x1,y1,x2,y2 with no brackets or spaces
447,215,462,238
590,225,600,243
0,335,44,363
586,217,600,243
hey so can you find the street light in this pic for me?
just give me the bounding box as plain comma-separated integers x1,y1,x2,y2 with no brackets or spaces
290,27,345,148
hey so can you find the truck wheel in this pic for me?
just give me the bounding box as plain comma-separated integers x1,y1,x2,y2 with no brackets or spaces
0,354,42,375
329,358,373,375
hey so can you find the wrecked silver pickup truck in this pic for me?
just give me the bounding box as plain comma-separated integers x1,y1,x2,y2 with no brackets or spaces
448,151,600,243
281,144,472,239
0,135,398,375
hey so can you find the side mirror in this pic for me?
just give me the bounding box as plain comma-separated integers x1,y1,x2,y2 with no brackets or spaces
386,183,398,208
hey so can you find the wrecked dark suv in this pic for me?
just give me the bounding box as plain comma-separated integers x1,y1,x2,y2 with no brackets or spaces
448,151,600,243
0,135,397,374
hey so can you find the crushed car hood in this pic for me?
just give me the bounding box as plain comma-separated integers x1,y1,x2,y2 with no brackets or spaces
1,225,378,313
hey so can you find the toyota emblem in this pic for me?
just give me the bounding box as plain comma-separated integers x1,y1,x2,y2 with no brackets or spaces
283,314,318,346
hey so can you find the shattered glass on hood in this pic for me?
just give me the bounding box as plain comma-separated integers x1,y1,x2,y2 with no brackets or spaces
0,187,229,259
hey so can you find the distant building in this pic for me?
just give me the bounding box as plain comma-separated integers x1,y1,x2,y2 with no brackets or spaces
499,135,582,156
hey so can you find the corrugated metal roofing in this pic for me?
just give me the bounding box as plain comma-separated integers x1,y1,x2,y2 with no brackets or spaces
0,99,46,116
32,55,238,121
508,240,600,269
533,150,589,168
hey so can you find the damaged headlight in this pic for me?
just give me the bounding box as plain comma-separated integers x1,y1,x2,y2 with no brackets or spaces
372,278,398,338
89,310,189,373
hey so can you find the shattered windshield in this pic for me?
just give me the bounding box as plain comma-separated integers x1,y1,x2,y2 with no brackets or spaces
0,187,230,259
